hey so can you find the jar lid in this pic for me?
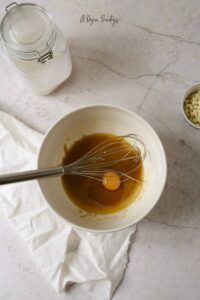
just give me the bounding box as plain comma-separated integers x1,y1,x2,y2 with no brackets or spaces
0,2,56,61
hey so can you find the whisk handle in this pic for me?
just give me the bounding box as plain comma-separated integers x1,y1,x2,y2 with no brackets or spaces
0,166,65,185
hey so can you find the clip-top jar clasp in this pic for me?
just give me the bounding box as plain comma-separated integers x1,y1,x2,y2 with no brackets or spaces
37,43,53,64
5,2,18,13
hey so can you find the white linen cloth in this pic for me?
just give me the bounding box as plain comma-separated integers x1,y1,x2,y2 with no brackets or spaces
0,111,136,300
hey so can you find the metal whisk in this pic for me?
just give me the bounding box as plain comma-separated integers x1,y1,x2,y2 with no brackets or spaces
0,134,146,185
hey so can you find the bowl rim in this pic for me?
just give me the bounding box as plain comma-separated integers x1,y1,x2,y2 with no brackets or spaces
181,84,200,129
37,104,167,233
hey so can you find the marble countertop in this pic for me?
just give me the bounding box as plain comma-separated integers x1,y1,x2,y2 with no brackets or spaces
0,0,200,299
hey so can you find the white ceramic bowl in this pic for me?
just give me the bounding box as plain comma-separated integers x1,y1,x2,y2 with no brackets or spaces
182,84,200,129
38,105,167,232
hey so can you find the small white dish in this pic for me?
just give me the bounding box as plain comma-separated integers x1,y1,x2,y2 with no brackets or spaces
182,84,200,129
37,105,167,232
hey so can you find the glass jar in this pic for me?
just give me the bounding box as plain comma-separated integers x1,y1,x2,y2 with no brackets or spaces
0,2,72,95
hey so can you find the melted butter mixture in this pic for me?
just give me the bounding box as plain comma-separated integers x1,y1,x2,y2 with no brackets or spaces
61,133,143,214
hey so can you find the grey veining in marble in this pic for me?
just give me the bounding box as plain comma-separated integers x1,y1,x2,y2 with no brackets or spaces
0,0,200,299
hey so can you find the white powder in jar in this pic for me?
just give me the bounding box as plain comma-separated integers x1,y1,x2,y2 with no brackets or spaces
0,3,72,95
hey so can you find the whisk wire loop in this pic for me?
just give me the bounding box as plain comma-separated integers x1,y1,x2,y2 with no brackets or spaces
63,134,146,183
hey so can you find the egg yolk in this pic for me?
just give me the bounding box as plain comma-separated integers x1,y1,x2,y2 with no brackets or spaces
102,171,121,191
